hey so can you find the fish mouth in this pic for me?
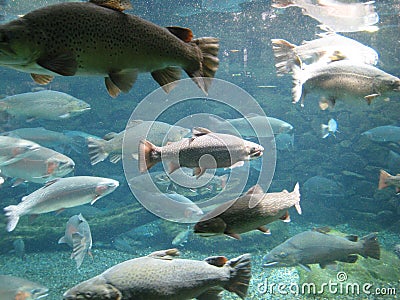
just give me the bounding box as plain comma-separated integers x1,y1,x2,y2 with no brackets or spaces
262,261,280,267
250,149,263,158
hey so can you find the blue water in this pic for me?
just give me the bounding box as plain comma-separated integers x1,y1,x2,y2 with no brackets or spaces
0,0,399,299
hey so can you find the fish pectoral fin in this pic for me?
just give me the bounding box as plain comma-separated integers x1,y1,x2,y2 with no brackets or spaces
58,113,71,119
90,0,133,11
37,52,77,76
340,254,358,264
229,161,244,169
364,93,380,105
151,67,181,93
299,264,311,272
55,208,65,215
225,232,241,240
30,74,54,85
345,235,358,242
257,226,271,235
109,70,138,93
166,26,193,42
280,211,291,223
105,77,121,98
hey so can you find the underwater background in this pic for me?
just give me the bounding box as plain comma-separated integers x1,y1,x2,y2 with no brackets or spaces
0,0,399,299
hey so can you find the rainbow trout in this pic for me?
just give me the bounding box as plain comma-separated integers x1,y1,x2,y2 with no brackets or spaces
0,0,219,97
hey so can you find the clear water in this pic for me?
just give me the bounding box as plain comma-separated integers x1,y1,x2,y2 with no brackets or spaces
0,0,399,299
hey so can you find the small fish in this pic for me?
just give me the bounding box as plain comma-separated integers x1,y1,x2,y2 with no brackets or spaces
321,118,338,138
0,0,219,97
88,120,190,165
0,275,48,300
291,60,400,108
59,213,93,269
139,127,264,178
378,169,400,194
271,32,378,75
0,146,75,185
3,176,119,232
63,249,251,300
263,229,380,271
194,183,301,239
0,90,90,121
272,0,379,33
361,125,400,143
0,136,40,166
172,226,191,247
208,114,293,137
12,238,25,260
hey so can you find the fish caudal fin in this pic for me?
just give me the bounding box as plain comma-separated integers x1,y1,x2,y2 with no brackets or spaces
3,205,20,232
186,37,220,94
138,140,161,173
87,137,109,165
71,232,87,269
378,169,391,190
291,59,307,106
271,39,296,75
360,233,380,260
292,182,302,214
224,254,251,299
321,124,330,138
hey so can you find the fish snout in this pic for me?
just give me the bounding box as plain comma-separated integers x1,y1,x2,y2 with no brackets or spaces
249,146,264,159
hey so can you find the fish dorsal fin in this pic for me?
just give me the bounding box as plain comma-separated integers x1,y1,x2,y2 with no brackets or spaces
192,127,212,137
246,184,264,195
127,120,144,128
43,178,60,188
166,27,193,43
245,113,259,118
345,235,358,242
148,248,180,259
312,226,331,234
89,0,132,11
30,74,54,85
103,132,118,140
204,256,228,267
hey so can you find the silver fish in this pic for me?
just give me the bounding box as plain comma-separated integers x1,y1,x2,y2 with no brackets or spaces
0,136,40,166
291,60,400,108
63,249,251,300
0,90,90,120
139,127,264,177
58,213,93,268
321,118,338,138
361,125,400,143
194,183,301,239
0,146,74,185
271,32,379,75
0,0,219,97
0,275,48,300
3,176,119,231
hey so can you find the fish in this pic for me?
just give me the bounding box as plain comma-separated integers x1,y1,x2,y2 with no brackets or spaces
63,248,251,300
2,127,83,154
139,127,264,177
321,118,338,138
0,274,48,300
0,136,40,166
0,0,220,97
275,133,294,151
3,176,119,232
291,60,400,108
208,114,293,137
58,213,93,268
172,226,191,247
388,150,400,173
361,125,400,143
0,90,90,121
303,175,343,198
263,229,380,271
271,32,379,75
194,183,301,239
272,0,379,33
12,238,25,260
378,169,400,194
394,244,400,259
88,120,190,165
0,146,75,185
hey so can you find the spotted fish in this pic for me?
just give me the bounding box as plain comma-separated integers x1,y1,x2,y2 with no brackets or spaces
0,0,220,97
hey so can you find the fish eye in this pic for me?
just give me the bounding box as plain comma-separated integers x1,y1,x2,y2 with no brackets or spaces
279,252,288,258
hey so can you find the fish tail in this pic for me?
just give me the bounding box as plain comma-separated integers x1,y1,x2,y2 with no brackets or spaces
321,124,329,138
360,233,380,260
3,205,20,232
186,37,220,94
71,232,86,268
271,0,296,8
291,58,307,105
271,39,297,75
138,140,161,173
224,253,251,299
291,182,302,215
378,169,391,190
87,137,109,165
